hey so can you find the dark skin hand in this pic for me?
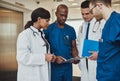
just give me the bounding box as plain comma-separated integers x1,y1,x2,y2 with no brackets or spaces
55,56,65,64
71,40,80,64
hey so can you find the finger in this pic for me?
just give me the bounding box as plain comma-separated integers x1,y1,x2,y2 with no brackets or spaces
88,51,94,54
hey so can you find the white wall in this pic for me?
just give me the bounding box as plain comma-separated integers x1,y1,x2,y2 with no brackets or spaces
1,0,120,26
66,19,84,36
2,0,82,24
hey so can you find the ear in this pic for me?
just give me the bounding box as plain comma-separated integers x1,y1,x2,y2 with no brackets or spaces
37,17,41,23
37,17,41,21
55,11,57,16
96,2,103,9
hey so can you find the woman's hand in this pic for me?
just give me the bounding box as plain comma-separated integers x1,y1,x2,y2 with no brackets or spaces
45,54,56,62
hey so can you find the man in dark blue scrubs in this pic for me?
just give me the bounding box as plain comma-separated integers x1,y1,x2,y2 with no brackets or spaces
90,0,120,81
44,4,79,81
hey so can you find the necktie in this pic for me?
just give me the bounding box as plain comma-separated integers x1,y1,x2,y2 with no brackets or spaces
85,22,90,71
39,30,49,53
86,23,90,39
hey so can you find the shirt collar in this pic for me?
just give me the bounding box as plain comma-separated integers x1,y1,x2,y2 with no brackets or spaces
30,26,39,33
89,17,96,24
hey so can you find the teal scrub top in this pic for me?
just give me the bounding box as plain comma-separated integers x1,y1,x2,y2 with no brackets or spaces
97,11,120,81
44,22,76,59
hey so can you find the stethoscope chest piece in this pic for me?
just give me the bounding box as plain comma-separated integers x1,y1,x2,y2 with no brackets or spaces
30,27,39,36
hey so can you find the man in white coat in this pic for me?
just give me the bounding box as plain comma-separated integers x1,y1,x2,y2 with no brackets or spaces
77,1,105,81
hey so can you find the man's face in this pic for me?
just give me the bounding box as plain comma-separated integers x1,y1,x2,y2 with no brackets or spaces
89,3,103,21
56,8,68,25
81,8,94,22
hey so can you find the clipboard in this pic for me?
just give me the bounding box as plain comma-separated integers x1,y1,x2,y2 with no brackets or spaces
82,39,99,57
62,57,86,63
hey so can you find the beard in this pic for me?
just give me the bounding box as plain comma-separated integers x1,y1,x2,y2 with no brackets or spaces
95,14,103,21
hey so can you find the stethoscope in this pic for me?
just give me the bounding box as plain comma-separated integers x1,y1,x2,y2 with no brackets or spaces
29,27,39,36
92,21,101,33
30,27,50,53
80,21,101,33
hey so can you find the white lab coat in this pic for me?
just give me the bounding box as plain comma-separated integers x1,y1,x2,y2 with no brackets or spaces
77,18,106,81
16,26,50,81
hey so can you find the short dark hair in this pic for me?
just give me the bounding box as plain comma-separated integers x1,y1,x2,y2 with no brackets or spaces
56,4,68,12
81,0,90,8
90,0,111,7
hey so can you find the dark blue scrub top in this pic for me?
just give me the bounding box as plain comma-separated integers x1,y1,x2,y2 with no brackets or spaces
97,11,120,81
44,22,76,59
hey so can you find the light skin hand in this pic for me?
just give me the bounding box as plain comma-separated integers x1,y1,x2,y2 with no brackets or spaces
51,55,56,62
88,51,98,60
45,53,56,62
